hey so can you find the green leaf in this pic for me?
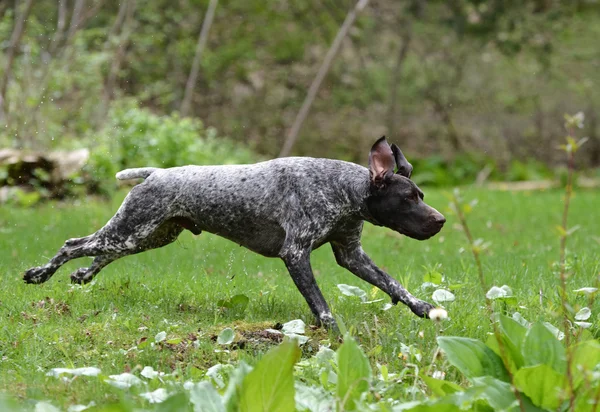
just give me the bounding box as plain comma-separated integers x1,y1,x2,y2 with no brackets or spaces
522,322,566,374
421,375,463,397
513,364,567,410
495,315,527,370
570,340,600,388
239,340,301,412
217,328,235,345
432,289,455,303
295,382,335,412
154,393,190,412
575,307,591,321
337,284,368,302
573,384,600,412
190,382,226,412
437,337,509,382
218,294,250,314
486,335,519,375
472,376,519,411
337,334,372,410
223,361,252,412
423,270,443,285
393,401,462,412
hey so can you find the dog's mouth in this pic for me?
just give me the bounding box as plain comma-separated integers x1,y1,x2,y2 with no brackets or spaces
401,216,446,241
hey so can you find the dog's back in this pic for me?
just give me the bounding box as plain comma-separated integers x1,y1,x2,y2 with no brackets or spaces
135,158,370,256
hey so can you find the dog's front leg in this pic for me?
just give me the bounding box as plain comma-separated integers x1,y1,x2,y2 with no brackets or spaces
331,241,435,318
281,250,337,330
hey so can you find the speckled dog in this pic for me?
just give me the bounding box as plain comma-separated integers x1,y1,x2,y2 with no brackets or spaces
24,137,445,328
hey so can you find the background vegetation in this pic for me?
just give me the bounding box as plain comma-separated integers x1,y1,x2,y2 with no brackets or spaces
1,0,599,173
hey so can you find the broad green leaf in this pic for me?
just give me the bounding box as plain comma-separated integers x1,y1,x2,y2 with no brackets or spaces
239,340,300,412
223,361,252,412
337,284,367,302
514,364,567,410
486,285,512,300
498,315,527,348
155,393,189,412
543,322,565,341
421,375,463,397
154,331,167,342
522,322,566,374
494,315,527,370
437,337,509,382
393,401,461,412
573,287,598,295
512,312,531,328
472,376,519,411
295,382,335,412
282,319,306,335
432,289,455,303
218,294,250,314
337,334,372,410
34,402,60,412
573,384,600,412
423,270,443,285
570,340,600,388
230,294,250,311
486,335,519,374
190,382,226,412
217,328,235,345
575,307,591,321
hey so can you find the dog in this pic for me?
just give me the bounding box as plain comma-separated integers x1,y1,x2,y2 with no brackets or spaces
24,137,445,328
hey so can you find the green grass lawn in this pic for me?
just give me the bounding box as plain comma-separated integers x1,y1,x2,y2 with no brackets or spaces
1,187,599,409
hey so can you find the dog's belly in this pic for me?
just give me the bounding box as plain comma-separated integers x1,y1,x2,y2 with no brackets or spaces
192,214,286,258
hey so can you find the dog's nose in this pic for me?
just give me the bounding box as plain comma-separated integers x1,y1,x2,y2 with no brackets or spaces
435,214,446,225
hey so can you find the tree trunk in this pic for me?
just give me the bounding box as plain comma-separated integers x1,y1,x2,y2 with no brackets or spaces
101,0,136,117
180,0,219,117
0,0,35,124
49,0,68,54
278,0,370,158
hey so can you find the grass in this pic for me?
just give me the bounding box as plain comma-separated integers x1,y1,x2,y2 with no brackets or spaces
1,187,599,409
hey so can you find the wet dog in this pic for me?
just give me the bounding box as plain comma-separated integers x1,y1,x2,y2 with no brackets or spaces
24,137,445,328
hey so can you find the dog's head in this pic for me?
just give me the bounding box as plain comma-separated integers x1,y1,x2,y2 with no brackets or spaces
365,137,445,240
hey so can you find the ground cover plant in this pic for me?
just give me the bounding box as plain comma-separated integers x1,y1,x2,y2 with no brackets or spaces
1,173,599,410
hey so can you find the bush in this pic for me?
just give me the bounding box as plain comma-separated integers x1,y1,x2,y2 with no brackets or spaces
83,101,258,193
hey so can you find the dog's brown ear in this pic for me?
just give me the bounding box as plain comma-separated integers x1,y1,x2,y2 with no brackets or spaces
369,136,395,187
391,144,413,178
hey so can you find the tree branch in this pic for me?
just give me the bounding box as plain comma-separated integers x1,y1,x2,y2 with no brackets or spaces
278,0,370,158
0,0,35,124
180,0,218,117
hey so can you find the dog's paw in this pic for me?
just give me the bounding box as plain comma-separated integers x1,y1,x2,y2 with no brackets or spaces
23,267,51,284
70,268,93,284
411,300,436,319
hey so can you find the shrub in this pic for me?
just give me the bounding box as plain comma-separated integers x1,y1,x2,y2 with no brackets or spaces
83,101,258,193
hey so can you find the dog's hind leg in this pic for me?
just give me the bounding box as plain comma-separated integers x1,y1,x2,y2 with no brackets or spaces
68,221,185,284
68,255,116,284
24,183,182,284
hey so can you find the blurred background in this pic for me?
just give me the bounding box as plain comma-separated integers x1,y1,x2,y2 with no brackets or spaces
0,0,599,203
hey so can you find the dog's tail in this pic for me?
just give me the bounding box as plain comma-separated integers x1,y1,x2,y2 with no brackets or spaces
115,167,159,180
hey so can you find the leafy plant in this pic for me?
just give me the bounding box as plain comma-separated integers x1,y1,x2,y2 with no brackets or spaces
83,100,258,193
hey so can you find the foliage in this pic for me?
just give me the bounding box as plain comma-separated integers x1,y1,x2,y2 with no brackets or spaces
83,101,257,193
404,316,600,411
1,1,600,167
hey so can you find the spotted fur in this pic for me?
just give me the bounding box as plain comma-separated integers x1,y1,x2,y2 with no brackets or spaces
24,137,445,329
